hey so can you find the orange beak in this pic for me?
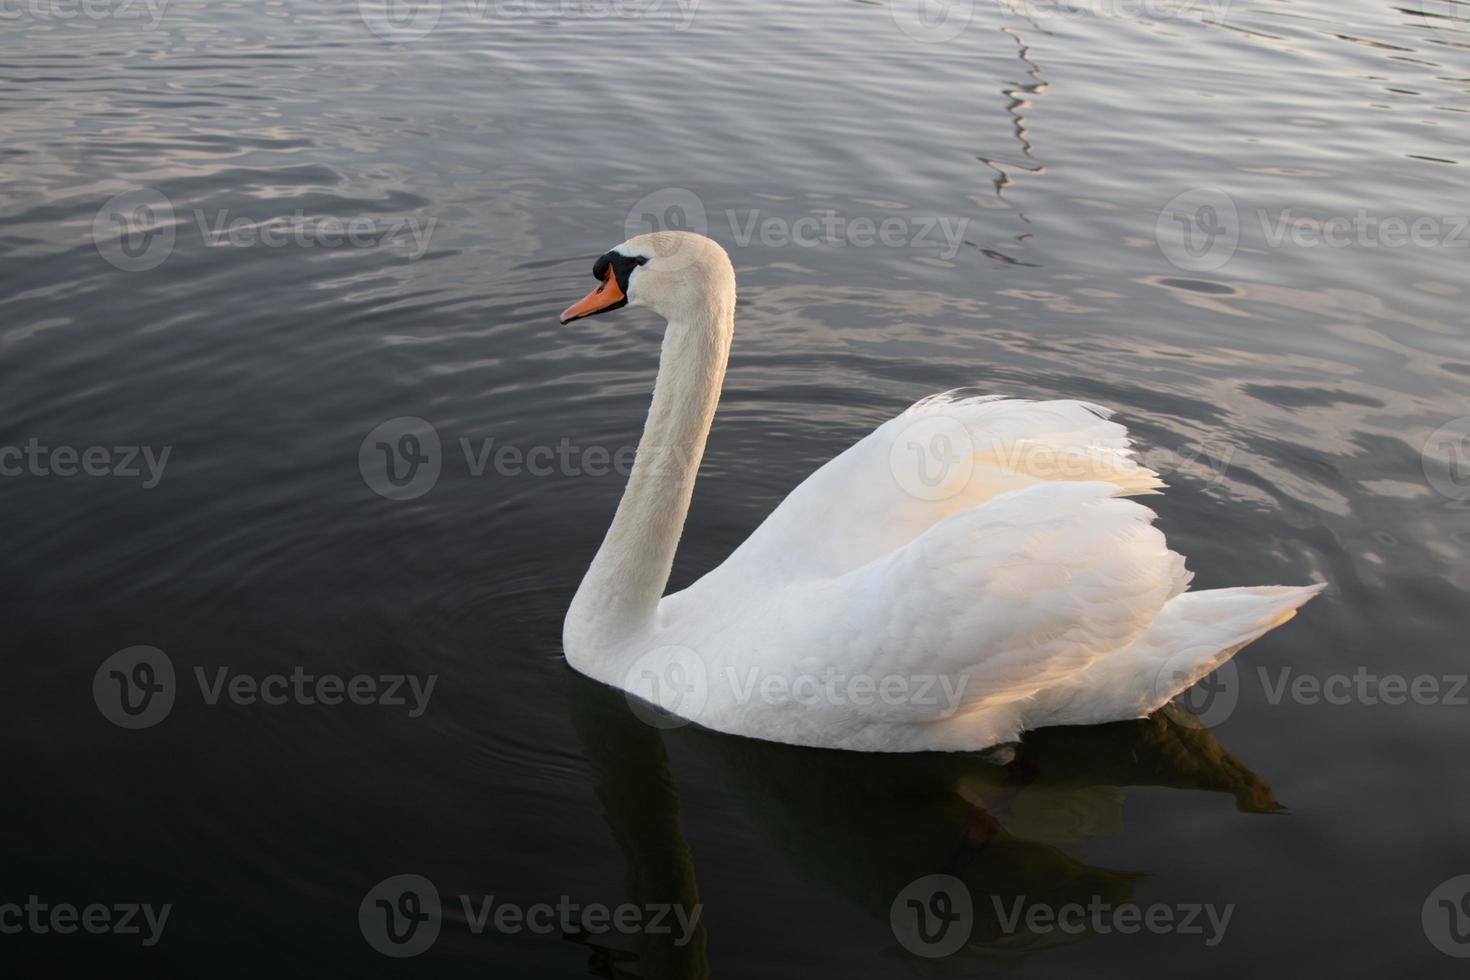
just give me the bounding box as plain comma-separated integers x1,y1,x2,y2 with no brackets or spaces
560,266,626,324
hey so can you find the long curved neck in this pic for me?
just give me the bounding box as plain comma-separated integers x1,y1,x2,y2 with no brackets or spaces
566,296,734,659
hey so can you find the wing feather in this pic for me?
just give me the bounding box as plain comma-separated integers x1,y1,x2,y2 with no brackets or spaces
775,481,1191,724
686,393,1164,600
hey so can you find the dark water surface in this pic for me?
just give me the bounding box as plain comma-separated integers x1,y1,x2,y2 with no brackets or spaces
4,0,1469,975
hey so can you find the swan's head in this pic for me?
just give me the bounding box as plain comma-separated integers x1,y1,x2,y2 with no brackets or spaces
559,231,734,326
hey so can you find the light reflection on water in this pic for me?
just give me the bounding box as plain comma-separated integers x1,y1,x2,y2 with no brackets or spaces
1,0,1467,975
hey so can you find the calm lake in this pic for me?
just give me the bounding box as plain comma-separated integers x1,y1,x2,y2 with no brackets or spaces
3,0,1469,975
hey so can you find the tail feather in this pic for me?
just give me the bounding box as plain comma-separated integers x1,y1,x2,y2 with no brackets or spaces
1023,583,1326,730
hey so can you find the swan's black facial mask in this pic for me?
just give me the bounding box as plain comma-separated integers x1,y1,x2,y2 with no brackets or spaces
559,251,649,324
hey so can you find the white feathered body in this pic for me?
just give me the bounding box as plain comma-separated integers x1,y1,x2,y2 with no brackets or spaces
571,393,1321,752
561,232,1322,753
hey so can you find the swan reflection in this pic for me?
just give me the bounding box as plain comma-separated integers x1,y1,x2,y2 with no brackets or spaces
567,677,1279,977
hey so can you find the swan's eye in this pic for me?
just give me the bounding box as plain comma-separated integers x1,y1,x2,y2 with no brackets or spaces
592,251,649,292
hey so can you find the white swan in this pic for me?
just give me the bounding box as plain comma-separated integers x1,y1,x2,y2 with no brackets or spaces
559,231,1323,753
